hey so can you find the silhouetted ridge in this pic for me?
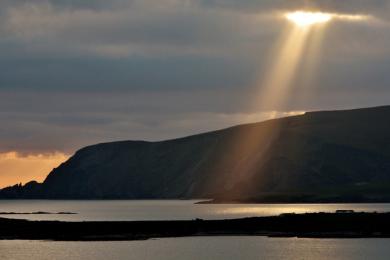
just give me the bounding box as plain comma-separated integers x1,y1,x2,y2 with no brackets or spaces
1,105,390,202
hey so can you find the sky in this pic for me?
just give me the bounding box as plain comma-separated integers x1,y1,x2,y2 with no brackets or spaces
1,0,390,187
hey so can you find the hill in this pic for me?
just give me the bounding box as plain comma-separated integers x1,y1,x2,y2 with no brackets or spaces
1,105,390,202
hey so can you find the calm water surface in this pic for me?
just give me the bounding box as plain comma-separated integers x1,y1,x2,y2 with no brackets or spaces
1,237,390,260
2,201,390,259
0,200,390,221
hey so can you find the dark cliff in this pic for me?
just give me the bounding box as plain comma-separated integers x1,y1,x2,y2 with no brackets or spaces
2,106,390,202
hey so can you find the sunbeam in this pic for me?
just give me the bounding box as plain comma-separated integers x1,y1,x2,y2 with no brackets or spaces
256,26,311,111
210,9,372,200
254,10,370,112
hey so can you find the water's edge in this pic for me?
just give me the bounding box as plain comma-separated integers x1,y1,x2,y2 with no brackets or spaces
2,212,390,241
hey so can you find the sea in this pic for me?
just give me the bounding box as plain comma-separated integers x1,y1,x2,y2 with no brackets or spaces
1,200,390,259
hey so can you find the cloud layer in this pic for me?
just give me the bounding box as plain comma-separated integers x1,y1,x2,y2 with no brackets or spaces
1,0,390,156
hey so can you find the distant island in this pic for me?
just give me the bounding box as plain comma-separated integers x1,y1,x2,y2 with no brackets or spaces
1,105,390,202
2,212,390,240
0,212,76,215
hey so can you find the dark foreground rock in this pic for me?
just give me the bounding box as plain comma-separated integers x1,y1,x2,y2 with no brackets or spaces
1,212,390,241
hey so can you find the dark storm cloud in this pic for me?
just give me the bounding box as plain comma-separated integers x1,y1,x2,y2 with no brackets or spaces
0,0,390,154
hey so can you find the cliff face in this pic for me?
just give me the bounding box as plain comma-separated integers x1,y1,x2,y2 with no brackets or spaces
2,106,390,202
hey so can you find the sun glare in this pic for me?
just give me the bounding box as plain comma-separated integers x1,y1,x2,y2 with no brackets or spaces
285,11,333,27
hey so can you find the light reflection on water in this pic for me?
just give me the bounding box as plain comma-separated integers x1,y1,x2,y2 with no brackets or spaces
215,203,385,217
0,200,390,221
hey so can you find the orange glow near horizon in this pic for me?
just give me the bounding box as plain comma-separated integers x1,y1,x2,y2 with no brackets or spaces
0,152,69,188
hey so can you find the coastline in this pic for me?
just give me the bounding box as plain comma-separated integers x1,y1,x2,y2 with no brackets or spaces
2,212,390,241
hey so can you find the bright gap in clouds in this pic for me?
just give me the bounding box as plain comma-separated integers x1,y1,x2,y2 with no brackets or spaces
285,11,332,27
285,11,370,28
254,9,371,112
